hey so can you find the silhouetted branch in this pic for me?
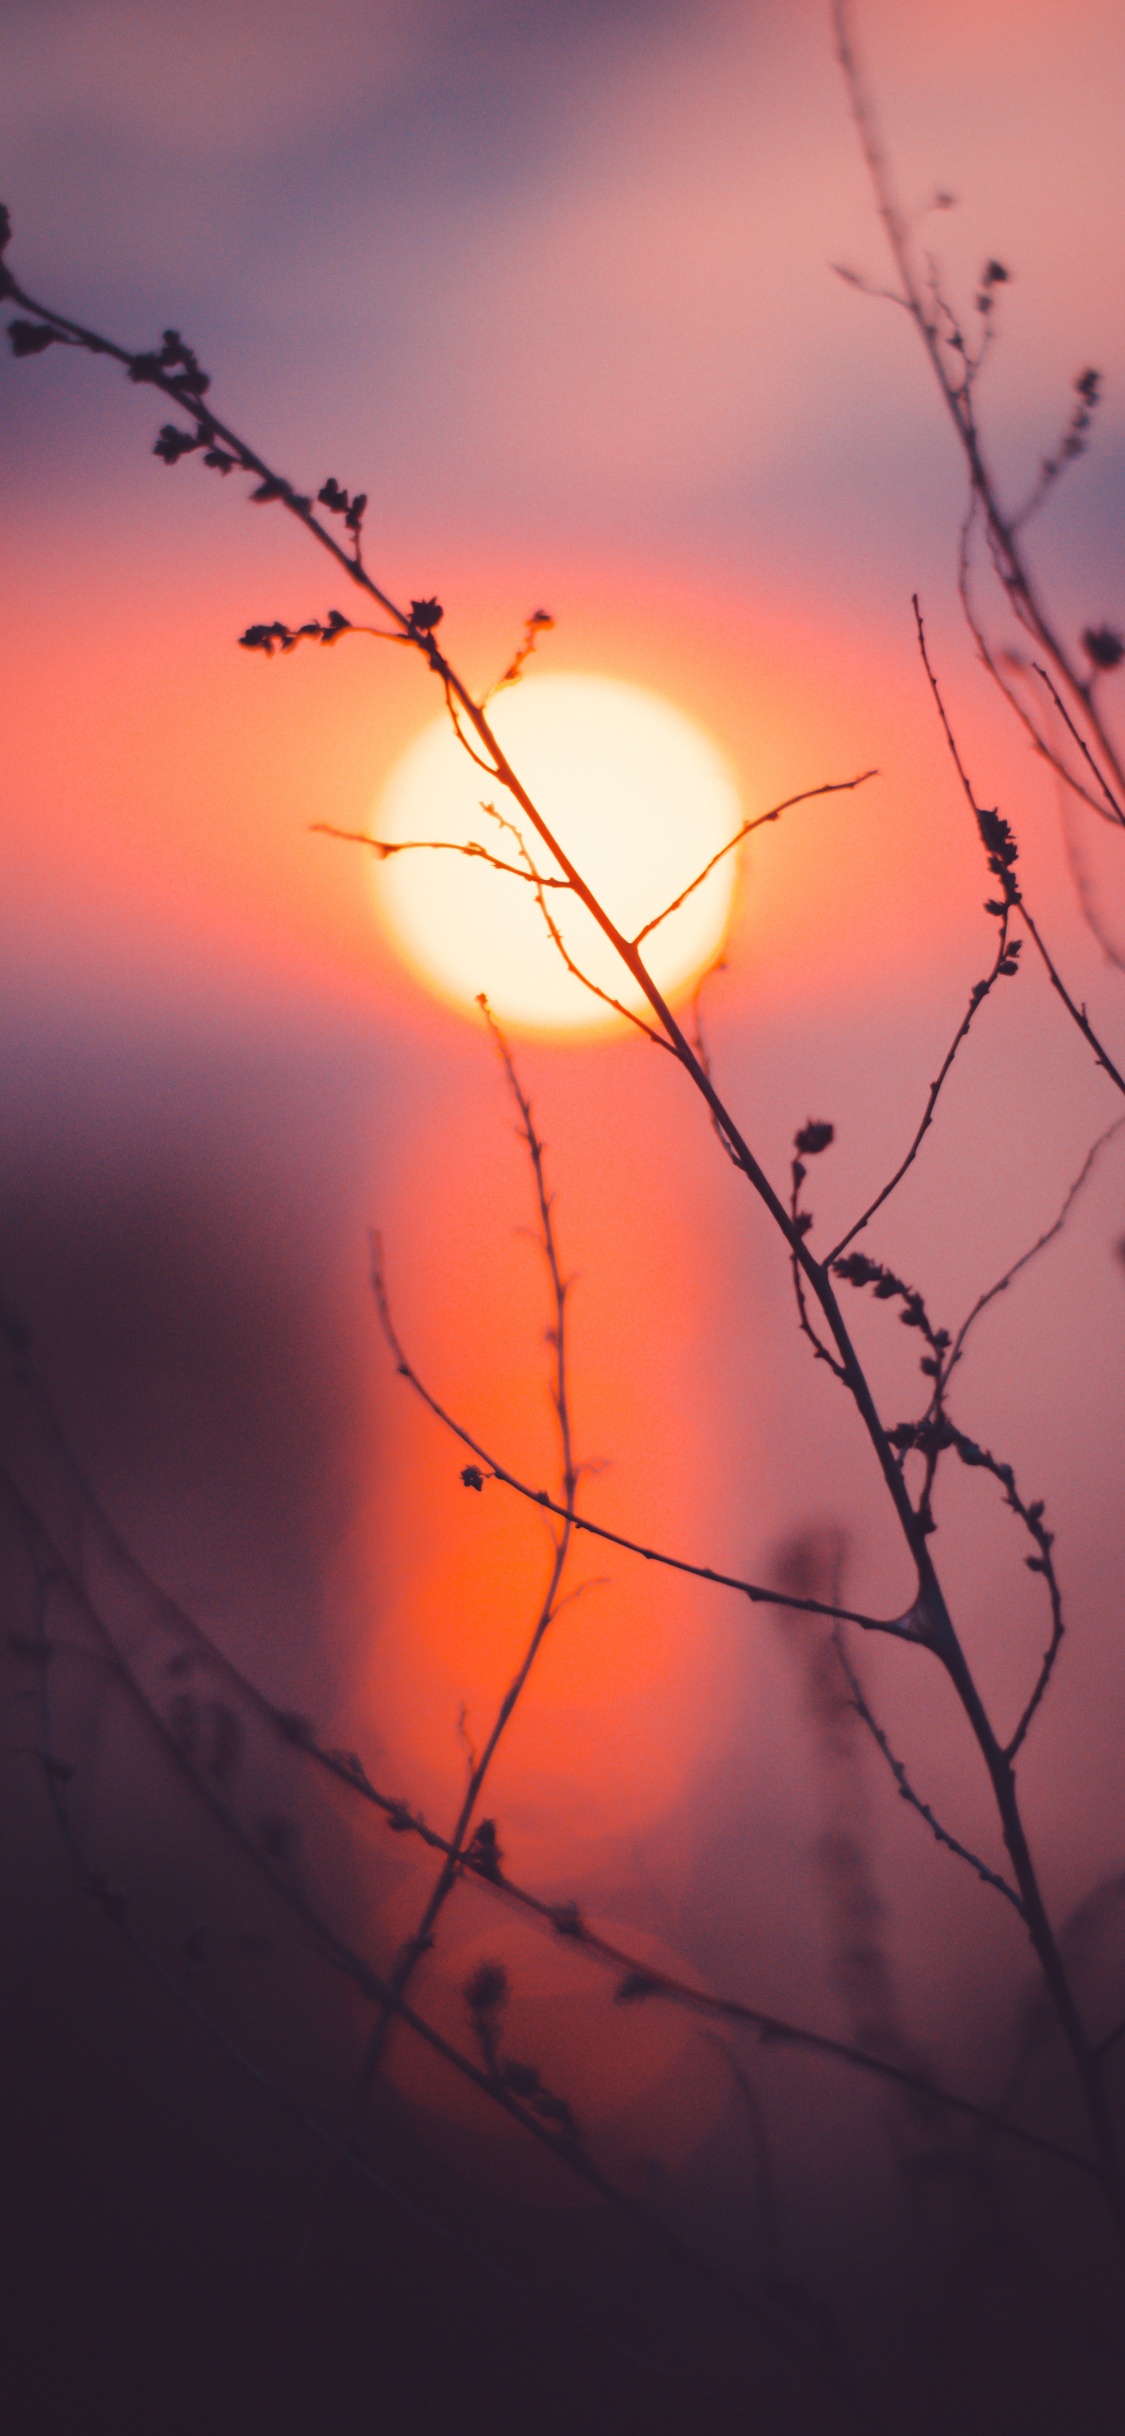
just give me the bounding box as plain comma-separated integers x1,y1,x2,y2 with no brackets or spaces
481,607,555,704
948,1118,1125,1382
913,601,1125,1099
8,1452,1096,2189
632,771,877,947
834,1,1125,845
830,1625,1024,1912
372,1237,923,1643
943,1429,1064,1764
827,904,1018,1262
788,1131,850,1380
351,1026,581,2105
309,824,572,889
1033,662,1125,827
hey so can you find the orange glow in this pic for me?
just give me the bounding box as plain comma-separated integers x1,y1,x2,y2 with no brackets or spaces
372,673,741,1033
355,1056,738,1874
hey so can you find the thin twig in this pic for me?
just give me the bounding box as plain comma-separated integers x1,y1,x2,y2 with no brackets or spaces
372,1246,920,1642
1033,664,1125,827
913,601,1125,1100
827,905,1016,1263
350,1020,580,2102
310,824,571,887
833,0,1125,833
1019,903,1125,1098
632,772,877,947
829,1626,1024,1912
942,1427,1065,1764
948,1118,1125,1381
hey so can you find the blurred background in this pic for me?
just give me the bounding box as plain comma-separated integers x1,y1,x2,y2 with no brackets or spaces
2,2,1125,2428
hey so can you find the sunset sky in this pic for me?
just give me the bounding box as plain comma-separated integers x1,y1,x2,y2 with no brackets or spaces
3,5,1125,2426
3,0,1124,1002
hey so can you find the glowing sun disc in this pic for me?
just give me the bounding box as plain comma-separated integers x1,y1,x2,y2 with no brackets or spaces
372,673,741,1033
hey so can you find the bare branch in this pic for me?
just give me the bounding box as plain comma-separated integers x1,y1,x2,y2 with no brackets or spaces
474,801,675,1049
352,1029,581,2098
632,771,878,947
480,607,555,705
939,1427,1065,1763
310,823,571,888
948,1118,1125,1380
834,0,1125,833
830,1627,1024,1913
913,601,1125,1099
827,907,1017,1263
957,510,1120,831
372,1242,923,1641
1019,900,1125,1099
1032,663,1125,826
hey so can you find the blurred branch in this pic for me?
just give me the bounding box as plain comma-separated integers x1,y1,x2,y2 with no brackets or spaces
948,1117,1125,1382
834,0,1125,853
3,1455,1093,2190
830,1625,1024,1912
827,902,1018,1263
913,601,1125,1099
351,1024,580,2108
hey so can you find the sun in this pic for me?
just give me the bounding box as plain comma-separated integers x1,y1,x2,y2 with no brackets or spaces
371,672,742,1033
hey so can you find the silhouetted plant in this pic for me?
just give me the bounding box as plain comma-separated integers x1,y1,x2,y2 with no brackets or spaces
832,0,1125,967
2,12,1125,2423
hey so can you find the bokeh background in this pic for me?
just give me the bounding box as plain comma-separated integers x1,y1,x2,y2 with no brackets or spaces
2,3,1125,2430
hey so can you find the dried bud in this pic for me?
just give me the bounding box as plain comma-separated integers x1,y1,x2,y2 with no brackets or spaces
465,1817,503,1879
8,318,59,357
794,1119,835,1157
464,1959,508,2015
1082,624,1124,673
153,422,201,465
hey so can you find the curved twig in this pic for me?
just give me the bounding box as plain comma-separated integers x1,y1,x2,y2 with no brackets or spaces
830,1626,1024,1913
827,905,1016,1263
632,771,877,947
372,1243,920,1643
833,0,1125,831
310,823,571,888
913,602,1125,1100
948,1118,1125,1382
